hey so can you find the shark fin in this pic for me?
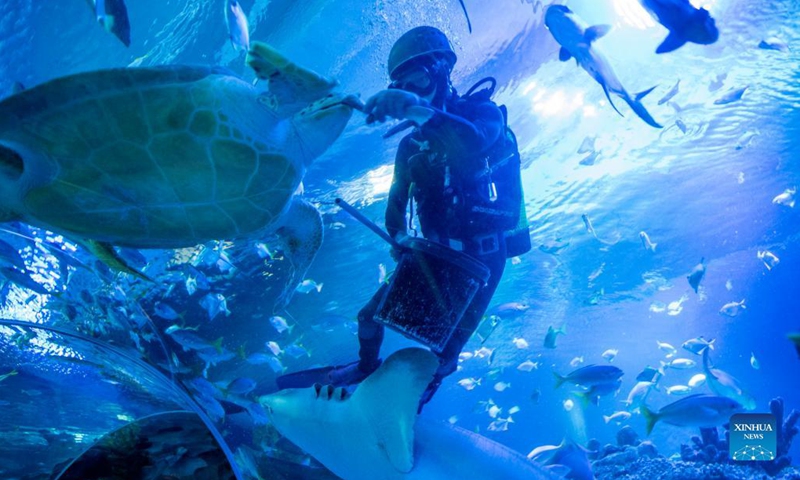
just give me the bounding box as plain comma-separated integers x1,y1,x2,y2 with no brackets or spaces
635,85,658,102
656,32,687,54
602,84,624,117
585,24,611,43
352,348,438,473
559,47,572,62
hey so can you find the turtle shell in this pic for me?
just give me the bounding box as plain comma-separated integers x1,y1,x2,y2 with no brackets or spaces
0,66,300,248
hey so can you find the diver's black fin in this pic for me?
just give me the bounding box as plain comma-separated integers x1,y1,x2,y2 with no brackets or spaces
276,365,335,390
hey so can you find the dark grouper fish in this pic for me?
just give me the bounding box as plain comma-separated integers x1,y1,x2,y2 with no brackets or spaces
640,0,719,54
544,5,662,128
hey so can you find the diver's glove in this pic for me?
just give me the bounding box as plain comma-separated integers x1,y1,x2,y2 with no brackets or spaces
390,232,409,263
365,90,435,125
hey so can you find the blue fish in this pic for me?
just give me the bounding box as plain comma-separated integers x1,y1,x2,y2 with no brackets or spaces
640,0,719,54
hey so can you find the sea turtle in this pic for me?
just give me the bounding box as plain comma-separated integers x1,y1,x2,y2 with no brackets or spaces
0,42,355,296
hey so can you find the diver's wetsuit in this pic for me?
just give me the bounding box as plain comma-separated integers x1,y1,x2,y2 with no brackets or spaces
357,92,509,393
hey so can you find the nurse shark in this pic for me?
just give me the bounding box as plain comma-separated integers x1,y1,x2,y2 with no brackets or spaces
259,348,558,480
545,5,662,128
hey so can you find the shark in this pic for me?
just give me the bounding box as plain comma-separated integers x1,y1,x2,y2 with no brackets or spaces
544,5,662,129
260,348,559,480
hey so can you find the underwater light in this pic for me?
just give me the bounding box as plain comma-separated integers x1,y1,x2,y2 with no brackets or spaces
613,0,656,30
367,164,394,197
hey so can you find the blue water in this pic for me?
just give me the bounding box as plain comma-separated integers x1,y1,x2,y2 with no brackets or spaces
1,0,799,478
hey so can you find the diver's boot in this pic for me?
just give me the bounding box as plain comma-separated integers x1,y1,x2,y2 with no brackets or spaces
328,359,381,387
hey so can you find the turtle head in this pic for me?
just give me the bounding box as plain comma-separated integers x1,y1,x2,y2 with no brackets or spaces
291,93,355,167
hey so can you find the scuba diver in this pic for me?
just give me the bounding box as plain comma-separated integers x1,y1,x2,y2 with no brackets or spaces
277,26,528,411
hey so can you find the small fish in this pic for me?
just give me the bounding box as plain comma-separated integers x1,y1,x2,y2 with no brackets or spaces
563,398,575,412
650,302,667,313
714,86,748,105
225,0,250,51
246,352,276,365
458,377,481,391
735,130,759,150
494,381,511,392
639,231,657,252
154,301,181,320
554,364,624,389
725,279,733,291
577,136,596,154
682,336,715,355
658,79,680,105
602,349,618,362
487,404,502,419
687,258,706,293
660,358,696,371
688,373,706,388
667,295,688,316
570,356,585,367
488,302,530,318
283,343,310,358
758,37,789,53
459,351,474,361
269,316,294,334
737,172,745,184
448,415,458,425
719,299,746,317
512,337,529,349
517,360,539,372
296,279,323,294
750,352,760,370
636,366,661,383
185,276,198,295
544,325,566,349
588,263,605,282
603,411,632,424
487,417,514,432
265,341,282,356
624,381,656,408
709,72,727,92
757,250,780,270
657,340,677,358
221,377,257,396
772,188,796,208
473,346,494,360
581,214,596,238
199,292,231,321
666,385,692,395
91,0,131,47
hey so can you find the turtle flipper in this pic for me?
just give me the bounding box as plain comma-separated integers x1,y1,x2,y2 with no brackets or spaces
246,42,338,117
274,197,323,309
83,240,152,282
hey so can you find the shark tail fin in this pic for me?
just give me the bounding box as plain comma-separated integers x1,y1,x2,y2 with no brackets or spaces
351,348,438,473
635,85,658,102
